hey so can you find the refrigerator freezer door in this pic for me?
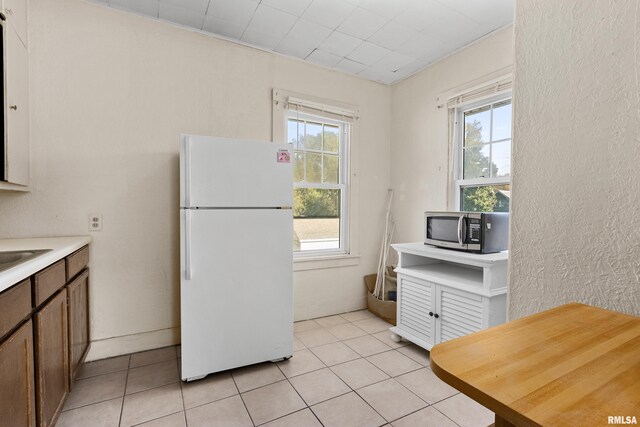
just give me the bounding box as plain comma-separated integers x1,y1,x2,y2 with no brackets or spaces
180,208,293,380
180,135,293,208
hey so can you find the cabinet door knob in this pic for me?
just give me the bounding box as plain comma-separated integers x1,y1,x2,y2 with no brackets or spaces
429,312,434,317
9,105,17,111
434,313,440,319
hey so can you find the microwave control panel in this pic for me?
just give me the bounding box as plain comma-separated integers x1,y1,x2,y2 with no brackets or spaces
467,218,482,243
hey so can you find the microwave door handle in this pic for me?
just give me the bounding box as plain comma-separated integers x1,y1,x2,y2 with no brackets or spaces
457,216,465,245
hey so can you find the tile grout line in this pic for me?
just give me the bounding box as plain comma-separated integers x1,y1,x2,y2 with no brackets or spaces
117,355,132,427
176,354,189,427
232,366,258,426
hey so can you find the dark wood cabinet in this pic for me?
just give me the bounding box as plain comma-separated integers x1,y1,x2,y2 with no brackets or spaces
67,268,90,384
0,320,36,427
0,243,90,426
34,291,69,427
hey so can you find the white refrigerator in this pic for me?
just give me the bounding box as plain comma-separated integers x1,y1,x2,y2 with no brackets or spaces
179,134,293,382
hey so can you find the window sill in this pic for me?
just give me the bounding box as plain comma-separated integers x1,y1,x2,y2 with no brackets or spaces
293,253,360,272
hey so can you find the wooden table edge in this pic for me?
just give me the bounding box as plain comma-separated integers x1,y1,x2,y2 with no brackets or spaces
429,353,540,427
429,302,640,427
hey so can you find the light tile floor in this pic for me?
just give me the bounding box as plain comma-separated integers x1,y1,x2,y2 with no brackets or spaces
57,310,494,427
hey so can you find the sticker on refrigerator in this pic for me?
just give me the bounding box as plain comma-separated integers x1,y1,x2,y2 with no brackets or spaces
277,149,291,163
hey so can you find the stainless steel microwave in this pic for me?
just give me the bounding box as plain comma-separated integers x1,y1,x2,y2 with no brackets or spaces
424,211,509,253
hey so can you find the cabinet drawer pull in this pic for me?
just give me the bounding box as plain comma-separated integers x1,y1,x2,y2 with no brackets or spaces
9,105,17,111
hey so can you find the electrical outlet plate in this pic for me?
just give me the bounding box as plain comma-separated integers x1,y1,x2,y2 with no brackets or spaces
89,214,102,232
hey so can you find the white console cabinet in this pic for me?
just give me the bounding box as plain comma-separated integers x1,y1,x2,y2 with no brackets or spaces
390,243,508,351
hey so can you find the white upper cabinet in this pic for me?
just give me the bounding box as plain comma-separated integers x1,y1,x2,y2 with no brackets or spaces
1,0,29,190
3,0,27,46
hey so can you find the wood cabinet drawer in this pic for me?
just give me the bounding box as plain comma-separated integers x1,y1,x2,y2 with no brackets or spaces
0,278,32,340
34,260,66,307
65,246,89,281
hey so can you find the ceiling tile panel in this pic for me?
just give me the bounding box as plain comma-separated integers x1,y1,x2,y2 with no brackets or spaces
305,49,342,67
244,4,298,38
302,0,356,30
275,19,332,59
439,0,514,26
262,0,313,16
283,19,332,47
373,51,415,72
347,41,390,66
333,58,368,74
241,28,283,50
368,20,416,51
160,0,210,14
421,9,486,47
159,2,206,29
337,7,387,39
207,0,259,27
319,31,362,57
358,0,407,19
393,0,451,32
394,32,449,58
274,40,315,59
202,15,247,39
357,66,397,84
110,0,159,17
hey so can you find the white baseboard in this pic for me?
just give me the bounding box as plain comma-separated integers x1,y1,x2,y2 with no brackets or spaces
85,327,181,362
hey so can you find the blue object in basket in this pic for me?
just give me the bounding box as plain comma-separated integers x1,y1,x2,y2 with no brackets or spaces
388,290,397,301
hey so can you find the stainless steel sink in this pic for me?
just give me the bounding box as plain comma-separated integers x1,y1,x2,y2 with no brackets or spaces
0,249,52,273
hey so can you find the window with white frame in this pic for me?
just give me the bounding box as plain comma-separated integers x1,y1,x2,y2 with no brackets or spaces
286,110,349,255
454,94,512,212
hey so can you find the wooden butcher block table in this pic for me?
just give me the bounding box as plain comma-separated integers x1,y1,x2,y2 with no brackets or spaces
430,303,640,427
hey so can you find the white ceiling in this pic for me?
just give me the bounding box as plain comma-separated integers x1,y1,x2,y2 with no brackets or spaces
90,0,514,85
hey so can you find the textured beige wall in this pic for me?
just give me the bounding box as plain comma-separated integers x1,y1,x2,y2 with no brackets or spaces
390,27,514,246
0,0,391,359
510,0,640,318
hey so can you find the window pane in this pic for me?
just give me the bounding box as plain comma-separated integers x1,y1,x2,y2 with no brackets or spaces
288,119,304,148
323,154,339,183
492,101,512,141
293,188,340,251
305,152,322,183
492,140,511,177
293,151,305,182
463,144,490,179
305,122,323,150
460,184,510,212
324,125,339,153
464,106,491,144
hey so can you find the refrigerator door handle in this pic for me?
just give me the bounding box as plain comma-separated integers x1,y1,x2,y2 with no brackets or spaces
185,210,192,280
185,138,192,207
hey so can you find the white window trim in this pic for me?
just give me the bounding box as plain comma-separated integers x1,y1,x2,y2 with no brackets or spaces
288,110,350,258
272,88,360,268
451,92,513,211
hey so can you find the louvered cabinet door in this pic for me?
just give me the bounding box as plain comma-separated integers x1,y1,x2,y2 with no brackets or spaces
437,287,484,343
397,276,436,348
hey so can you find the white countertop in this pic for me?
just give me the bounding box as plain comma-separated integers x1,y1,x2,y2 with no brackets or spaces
0,236,92,293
